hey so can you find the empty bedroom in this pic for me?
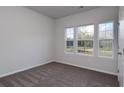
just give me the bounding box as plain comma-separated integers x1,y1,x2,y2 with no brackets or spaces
0,5,124,88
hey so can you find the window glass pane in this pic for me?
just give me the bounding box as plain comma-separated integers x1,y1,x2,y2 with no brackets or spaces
99,22,113,57
66,28,74,41
66,41,73,48
77,25,94,55
106,22,113,31
99,24,106,31
77,25,94,40
65,27,74,52
106,31,113,39
77,26,85,40
99,31,106,39
77,40,93,54
99,40,112,57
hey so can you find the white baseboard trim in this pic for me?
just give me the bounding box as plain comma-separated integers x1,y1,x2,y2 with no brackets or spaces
0,60,118,78
0,60,53,78
55,60,118,76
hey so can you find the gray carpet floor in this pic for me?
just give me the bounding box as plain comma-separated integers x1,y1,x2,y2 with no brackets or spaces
0,62,119,87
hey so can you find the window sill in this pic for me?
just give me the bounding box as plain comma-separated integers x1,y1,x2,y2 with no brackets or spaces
64,51,75,55
76,53,94,57
98,56,113,59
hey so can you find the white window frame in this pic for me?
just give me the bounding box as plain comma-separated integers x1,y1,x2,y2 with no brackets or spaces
98,21,114,58
75,24,95,56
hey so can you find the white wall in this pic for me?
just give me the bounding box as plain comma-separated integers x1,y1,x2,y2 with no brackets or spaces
0,6,119,77
0,7,55,77
55,6,118,75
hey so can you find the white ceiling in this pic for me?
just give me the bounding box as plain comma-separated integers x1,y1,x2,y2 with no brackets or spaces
26,6,101,19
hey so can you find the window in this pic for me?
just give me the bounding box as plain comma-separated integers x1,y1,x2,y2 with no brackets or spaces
76,25,94,55
98,22,114,57
65,27,74,52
